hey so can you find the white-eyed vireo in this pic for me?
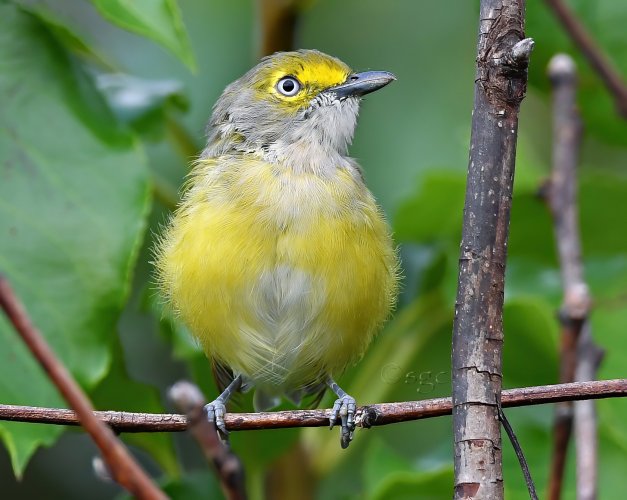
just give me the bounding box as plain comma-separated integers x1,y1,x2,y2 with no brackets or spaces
155,50,399,448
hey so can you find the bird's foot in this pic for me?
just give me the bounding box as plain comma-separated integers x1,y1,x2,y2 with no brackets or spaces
203,374,242,443
204,399,228,441
329,394,356,449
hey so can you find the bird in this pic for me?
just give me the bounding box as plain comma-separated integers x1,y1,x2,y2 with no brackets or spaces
155,49,399,448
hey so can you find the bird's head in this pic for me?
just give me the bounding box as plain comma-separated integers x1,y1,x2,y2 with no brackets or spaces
205,50,395,161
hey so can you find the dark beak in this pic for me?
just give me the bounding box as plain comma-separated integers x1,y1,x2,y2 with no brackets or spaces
325,71,396,100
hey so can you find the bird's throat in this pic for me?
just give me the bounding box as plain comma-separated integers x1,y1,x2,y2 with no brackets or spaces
261,138,353,176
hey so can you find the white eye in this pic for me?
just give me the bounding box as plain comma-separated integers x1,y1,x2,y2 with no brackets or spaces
276,76,301,96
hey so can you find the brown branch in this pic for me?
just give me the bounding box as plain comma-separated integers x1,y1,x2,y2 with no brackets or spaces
545,0,627,118
169,381,246,500
452,1,532,498
0,276,166,500
257,0,299,57
1,379,625,432
544,54,605,500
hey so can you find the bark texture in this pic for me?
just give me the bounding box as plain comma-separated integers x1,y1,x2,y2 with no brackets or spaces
452,1,532,498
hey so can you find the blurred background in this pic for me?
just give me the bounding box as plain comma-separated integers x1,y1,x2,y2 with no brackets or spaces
0,0,626,498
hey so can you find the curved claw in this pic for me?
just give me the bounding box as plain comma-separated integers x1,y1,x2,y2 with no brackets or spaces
329,394,357,448
204,400,228,437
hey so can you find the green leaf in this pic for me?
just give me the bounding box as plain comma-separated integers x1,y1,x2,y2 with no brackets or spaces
506,173,627,302
231,427,301,473
594,306,627,457
363,437,414,495
370,467,453,500
0,5,150,474
0,419,64,480
372,467,454,500
117,471,221,500
95,73,189,138
503,298,559,388
596,430,627,500
90,0,196,70
14,0,114,67
394,173,465,243
508,190,557,267
160,471,221,500
368,451,454,500
579,174,627,256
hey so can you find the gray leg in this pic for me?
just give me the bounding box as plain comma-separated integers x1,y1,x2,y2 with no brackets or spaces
327,377,357,449
205,375,242,439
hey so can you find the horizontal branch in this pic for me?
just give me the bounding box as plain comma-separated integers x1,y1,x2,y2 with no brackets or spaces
0,379,624,433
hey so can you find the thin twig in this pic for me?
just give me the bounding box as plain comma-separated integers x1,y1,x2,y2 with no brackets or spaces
545,0,627,118
452,2,532,498
544,53,605,500
574,324,605,500
169,381,246,500
497,400,538,500
545,52,586,500
0,379,625,432
0,276,166,500
547,401,573,500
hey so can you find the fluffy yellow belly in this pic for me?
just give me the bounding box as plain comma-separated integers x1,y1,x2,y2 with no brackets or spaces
156,157,398,393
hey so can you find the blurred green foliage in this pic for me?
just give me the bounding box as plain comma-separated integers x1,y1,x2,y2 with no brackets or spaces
0,0,626,499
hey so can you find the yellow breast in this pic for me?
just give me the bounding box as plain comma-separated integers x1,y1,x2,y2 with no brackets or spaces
155,156,399,393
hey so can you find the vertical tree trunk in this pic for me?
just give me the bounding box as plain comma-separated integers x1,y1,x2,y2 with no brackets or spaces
452,1,532,498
